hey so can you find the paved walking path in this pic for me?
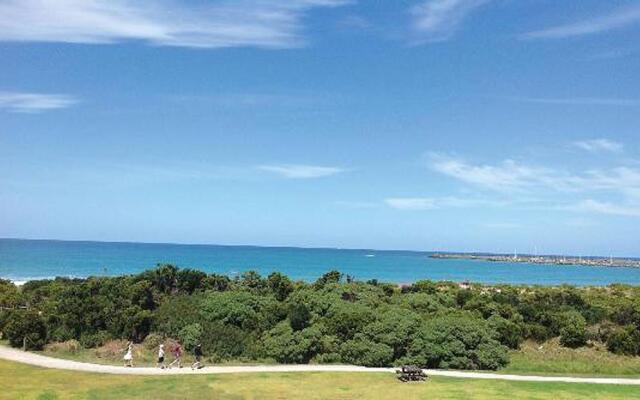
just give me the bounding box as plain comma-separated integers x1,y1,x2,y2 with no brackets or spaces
1,345,640,385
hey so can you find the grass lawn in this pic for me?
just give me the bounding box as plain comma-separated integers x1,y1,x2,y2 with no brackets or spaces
1,359,639,400
504,340,640,377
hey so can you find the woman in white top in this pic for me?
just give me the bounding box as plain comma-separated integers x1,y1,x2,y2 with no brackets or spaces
123,341,133,367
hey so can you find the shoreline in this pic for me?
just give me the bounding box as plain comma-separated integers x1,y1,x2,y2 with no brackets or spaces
4,274,640,289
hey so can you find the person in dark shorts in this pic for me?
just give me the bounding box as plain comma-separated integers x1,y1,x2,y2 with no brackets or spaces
191,343,203,370
157,344,166,369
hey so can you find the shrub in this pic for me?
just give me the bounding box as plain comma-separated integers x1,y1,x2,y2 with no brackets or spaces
339,336,394,367
142,332,164,350
326,302,375,340
176,269,207,294
200,322,249,360
261,323,322,363
558,311,587,348
178,323,203,351
49,325,76,343
475,342,509,370
239,271,266,291
153,295,202,338
314,271,342,288
3,311,47,350
488,315,523,349
79,331,111,348
403,312,508,370
525,323,552,343
607,326,640,356
361,307,420,359
289,303,311,331
267,272,294,301
199,291,281,332
401,293,446,314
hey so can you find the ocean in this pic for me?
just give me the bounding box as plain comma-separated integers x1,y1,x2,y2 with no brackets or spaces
1,238,639,286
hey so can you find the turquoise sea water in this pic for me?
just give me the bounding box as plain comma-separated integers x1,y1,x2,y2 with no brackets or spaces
1,238,639,286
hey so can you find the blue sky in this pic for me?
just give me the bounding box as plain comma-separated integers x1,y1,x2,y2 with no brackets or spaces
1,0,640,256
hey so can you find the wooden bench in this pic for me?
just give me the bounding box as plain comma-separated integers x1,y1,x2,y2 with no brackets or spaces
396,365,428,382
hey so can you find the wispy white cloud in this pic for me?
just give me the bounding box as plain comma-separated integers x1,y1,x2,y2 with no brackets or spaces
0,0,348,49
411,0,491,42
523,4,640,39
385,195,505,211
385,197,438,210
430,153,640,195
429,152,640,217
572,199,640,217
430,153,555,191
258,164,345,179
579,167,640,200
0,91,79,113
573,138,623,153
509,96,640,107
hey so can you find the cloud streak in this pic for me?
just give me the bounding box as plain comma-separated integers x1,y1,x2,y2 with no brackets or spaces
0,0,348,49
573,139,623,153
0,91,79,113
572,200,640,217
411,0,491,42
258,164,345,179
523,4,640,39
430,154,554,192
385,197,437,210
429,152,640,217
385,196,506,211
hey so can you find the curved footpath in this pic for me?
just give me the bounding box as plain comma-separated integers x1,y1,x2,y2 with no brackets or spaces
1,345,640,385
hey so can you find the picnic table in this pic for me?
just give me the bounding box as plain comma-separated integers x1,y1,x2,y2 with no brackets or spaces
396,365,428,382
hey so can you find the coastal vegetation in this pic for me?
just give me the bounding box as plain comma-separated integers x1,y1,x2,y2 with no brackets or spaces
1,265,640,371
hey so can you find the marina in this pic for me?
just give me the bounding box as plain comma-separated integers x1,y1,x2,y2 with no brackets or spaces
430,253,640,269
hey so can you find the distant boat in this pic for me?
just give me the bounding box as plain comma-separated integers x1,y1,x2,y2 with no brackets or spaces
365,254,375,258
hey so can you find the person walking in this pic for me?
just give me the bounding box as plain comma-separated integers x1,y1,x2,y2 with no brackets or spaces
157,344,166,369
191,344,203,370
168,343,183,369
123,341,134,367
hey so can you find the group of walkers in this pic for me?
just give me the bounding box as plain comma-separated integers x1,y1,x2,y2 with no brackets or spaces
123,341,204,370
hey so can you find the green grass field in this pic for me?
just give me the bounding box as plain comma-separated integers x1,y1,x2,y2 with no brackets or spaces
1,359,639,400
503,340,640,377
